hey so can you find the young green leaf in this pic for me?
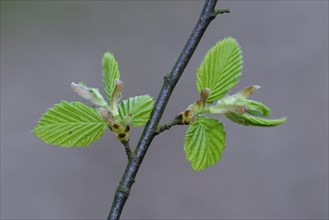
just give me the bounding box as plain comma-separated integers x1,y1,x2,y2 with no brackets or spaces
33,101,107,147
208,99,271,117
71,82,108,108
184,116,226,171
225,112,286,127
103,52,120,102
196,37,243,104
117,95,154,127
242,99,271,117
110,79,123,117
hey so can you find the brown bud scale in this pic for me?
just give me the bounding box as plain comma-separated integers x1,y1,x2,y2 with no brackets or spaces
118,133,126,138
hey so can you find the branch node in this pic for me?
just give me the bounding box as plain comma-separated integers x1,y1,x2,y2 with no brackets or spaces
118,185,130,196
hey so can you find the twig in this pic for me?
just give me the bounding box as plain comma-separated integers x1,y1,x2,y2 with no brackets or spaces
213,7,230,16
121,140,133,161
155,117,183,135
107,1,227,219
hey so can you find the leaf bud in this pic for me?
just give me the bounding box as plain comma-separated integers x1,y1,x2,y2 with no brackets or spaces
99,107,115,125
232,85,261,100
110,79,123,117
200,88,210,107
71,82,108,108
99,107,130,141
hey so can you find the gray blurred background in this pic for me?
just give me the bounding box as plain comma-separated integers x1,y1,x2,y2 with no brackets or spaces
1,1,328,219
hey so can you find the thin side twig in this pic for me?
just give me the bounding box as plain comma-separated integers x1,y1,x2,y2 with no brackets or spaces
155,117,183,136
213,7,230,16
121,140,133,161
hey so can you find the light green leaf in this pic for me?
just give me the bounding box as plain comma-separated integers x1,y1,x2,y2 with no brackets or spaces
196,37,243,104
243,99,271,117
103,52,120,102
71,82,108,108
207,102,246,115
118,95,154,127
184,116,226,171
225,112,286,127
33,101,107,147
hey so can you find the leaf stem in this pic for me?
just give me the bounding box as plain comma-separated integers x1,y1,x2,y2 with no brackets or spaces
121,140,133,161
107,1,226,219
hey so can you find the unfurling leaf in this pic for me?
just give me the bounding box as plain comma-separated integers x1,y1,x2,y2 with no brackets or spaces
242,99,271,117
206,85,266,115
207,102,246,115
118,95,154,127
33,101,107,147
71,82,108,108
230,85,261,100
196,37,243,104
103,52,120,102
110,79,123,117
225,112,286,127
184,116,226,171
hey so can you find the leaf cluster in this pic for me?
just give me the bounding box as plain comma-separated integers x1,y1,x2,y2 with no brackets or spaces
182,37,286,170
33,38,286,171
33,53,154,146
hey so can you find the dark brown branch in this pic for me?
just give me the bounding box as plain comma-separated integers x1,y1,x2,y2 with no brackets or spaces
107,1,228,219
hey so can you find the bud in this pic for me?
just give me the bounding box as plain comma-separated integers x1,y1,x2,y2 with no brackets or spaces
179,88,210,124
71,82,108,108
99,108,130,141
232,85,261,100
200,88,210,106
110,80,123,117
99,108,115,125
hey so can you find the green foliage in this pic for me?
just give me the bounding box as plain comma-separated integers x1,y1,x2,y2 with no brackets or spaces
34,52,154,147
33,38,286,173
182,37,286,170
196,37,242,103
225,112,287,127
103,52,120,102
33,101,107,147
118,95,154,127
184,117,226,171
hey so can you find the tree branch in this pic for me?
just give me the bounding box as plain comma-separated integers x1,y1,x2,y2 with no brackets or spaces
108,1,227,219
